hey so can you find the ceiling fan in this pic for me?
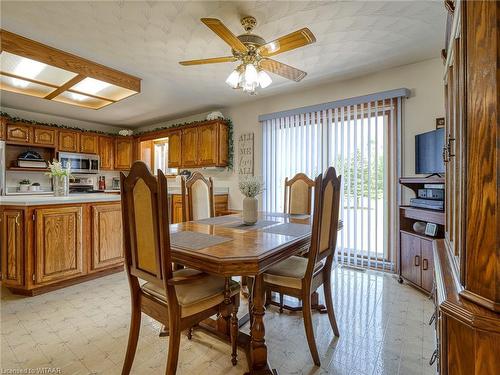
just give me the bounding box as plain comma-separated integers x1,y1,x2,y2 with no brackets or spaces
179,16,316,94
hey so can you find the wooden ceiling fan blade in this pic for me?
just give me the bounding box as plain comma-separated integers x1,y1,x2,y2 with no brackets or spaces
179,56,237,66
258,28,316,57
260,59,307,82
201,18,248,53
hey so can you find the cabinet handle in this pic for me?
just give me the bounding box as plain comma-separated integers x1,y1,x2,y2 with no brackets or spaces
429,312,436,325
414,255,420,267
447,134,456,158
442,146,449,163
429,348,438,366
15,213,20,226
423,258,429,271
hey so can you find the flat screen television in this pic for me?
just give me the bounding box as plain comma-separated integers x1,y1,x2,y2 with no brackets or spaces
415,128,445,175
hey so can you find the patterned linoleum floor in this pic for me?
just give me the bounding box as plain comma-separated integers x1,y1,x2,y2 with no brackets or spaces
1,267,436,375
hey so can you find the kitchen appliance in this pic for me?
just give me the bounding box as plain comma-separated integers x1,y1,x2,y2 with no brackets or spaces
69,176,101,194
0,141,5,195
59,152,99,174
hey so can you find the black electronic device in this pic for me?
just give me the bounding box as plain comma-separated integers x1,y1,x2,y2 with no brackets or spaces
409,198,444,211
415,128,445,175
417,188,444,200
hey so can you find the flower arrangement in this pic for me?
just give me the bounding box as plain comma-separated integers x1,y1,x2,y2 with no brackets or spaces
45,160,72,178
239,176,264,198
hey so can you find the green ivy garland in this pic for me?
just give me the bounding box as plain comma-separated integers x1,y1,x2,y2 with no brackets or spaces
1,111,234,170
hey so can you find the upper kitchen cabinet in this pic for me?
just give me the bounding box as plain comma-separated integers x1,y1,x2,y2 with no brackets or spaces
167,130,181,168
0,117,6,140
114,137,133,170
181,127,198,167
58,130,80,152
33,127,57,147
80,133,98,154
99,136,115,170
6,123,32,144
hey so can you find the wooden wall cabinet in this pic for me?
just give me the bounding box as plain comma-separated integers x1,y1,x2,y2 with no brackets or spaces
90,204,123,271
33,127,56,147
114,137,133,170
34,206,84,284
0,209,24,287
0,117,5,140
80,133,98,154
197,123,218,166
99,136,115,170
6,123,32,144
167,130,181,168
181,127,198,167
58,130,80,152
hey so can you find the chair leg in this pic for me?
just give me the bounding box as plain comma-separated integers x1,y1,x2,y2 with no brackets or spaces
165,318,181,375
187,327,193,340
279,293,284,313
230,296,240,366
302,292,321,366
323,274,340,337
121,300,141,375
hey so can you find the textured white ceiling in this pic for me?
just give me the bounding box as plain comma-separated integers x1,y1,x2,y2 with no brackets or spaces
0,1,445,128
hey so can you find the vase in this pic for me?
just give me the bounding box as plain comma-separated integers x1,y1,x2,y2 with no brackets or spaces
53,176,69,196
243,196,258,225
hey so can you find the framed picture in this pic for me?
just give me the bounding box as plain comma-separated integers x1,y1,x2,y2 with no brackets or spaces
436,117,445,129
425,222,438,237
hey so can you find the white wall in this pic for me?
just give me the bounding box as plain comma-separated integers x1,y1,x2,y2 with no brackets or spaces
140,58,444,209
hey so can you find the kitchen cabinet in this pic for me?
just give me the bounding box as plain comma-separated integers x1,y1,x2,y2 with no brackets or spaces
90,204,124,271
58,130,80,152
181,127,198,167
170,194,229,223
114,137,133,170
0,117,5,140
99,136,115,170
34,206,84,284
167,130,181,168
0,209,24,287
33,127,56,147
80,133,98,154
6,123,31,144
400,231,434,293
197,123,218,166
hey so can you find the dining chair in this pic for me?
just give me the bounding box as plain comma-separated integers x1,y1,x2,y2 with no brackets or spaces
181,171,215,221
120,161,240,375
284,172,315,215
263,167,341,366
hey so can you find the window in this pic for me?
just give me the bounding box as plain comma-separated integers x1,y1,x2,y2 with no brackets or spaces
154,138,177,175
261,91,406,270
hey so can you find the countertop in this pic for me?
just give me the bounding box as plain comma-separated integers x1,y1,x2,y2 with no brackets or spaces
0,193,121,206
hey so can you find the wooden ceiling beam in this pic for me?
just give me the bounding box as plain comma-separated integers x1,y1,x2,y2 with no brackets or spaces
44,74,85,100
0,29,141,93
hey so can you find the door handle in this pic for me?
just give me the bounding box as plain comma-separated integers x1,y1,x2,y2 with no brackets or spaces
423,258,429,271
414,255,420,267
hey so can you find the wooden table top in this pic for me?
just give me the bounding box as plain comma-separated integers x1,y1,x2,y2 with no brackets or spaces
170,213,342,277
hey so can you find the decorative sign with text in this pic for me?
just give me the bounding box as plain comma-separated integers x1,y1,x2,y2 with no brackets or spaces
238,132,254,176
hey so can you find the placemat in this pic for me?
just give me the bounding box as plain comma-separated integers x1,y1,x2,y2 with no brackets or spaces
195,216,240,225
265,212,310,220
221,220,278,231
262,223,312,237
170,231,232,250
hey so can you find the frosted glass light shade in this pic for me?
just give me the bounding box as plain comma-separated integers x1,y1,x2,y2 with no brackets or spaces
244,64,258,85
225,70,240,88
258,70,272,88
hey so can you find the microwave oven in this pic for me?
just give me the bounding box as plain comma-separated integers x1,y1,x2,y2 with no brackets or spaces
58,152,99,174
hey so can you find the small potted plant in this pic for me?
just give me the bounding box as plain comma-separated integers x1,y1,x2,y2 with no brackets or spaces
19,179,31,192
239,176,264,225
30,182,41,192
46,159,72,196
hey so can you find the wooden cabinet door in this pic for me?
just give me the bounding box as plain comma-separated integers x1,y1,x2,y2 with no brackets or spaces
58,130,80,152
217,123,229,166
181,127,198,167
0,117,5,140
33,127,56,146
80,133,98,154
34,206,84,284
168,130,182,168
1,209,24,287
400,232,421,287
114,137,133,170
420,239,434,293
197,123,218,166
99,136,114,170
6,123,31,143
91,204,123,271
171,195,184,223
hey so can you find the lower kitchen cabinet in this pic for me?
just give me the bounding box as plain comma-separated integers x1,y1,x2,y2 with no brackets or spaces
170,194,229,223
91,204,124,271
1,208,24,287
34,206,84,284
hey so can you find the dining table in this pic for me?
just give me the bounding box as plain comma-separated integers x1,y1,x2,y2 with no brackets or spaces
169,212,342,375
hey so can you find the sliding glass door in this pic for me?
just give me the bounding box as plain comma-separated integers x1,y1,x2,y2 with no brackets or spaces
262,96,402,270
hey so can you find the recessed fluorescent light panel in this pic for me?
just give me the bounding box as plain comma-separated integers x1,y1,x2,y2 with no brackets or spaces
0,29,141,109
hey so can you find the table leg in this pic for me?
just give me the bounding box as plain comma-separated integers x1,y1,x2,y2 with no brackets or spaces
246,274,276,375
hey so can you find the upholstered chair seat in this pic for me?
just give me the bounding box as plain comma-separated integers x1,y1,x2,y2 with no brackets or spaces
142,269,240,317
263,256,324,289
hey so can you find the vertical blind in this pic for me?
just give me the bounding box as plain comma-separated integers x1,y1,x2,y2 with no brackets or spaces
260,89,408,270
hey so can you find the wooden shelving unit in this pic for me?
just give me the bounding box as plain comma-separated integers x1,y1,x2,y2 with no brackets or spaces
7,167,49,172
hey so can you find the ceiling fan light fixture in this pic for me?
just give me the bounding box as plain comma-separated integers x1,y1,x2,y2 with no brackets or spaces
258,70,272,88
225,69,240,88
244,63,258,85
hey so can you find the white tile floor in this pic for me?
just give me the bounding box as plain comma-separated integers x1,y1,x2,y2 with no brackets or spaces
1,267,436,375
